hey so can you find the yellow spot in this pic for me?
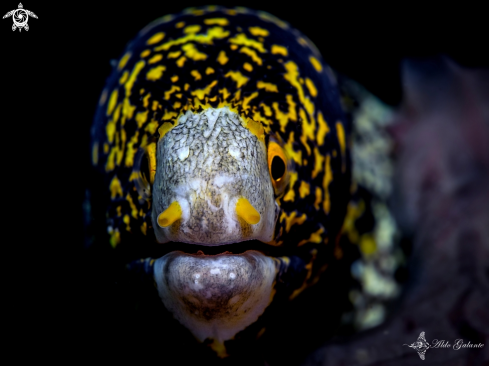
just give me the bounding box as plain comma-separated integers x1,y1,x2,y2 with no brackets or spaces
206,67,215,75
322,155,332,214
125,61,146,97
309,56,323,72
110,105,121,127
225,71,249,88
242,117,265,142
360,234,377,256
145,119,159,134
283,172,298,202
229,33,266,52
284,131,302,166
312,147,324,179
219,88,230,100
191,80,218,100
173,101,181,109
146,142,157,183
260,103,272,117
147,32,165,45
243,62,253,72
171,75,178,82
119,71,129,85
204,18,229,26
284,61,306,106
109,176,123,199
191,70,202,80
92,142,99,166
182,43,207,61
297,37,308,47
225,9,237,15
299,109,313,156
123,214,131,231
236,197,261,225
158,121,176,140
125,131,139,167
239,47,263,65
175,21,185,28
271,44,288,56
249,26,269,37
314,187,322,210
242,91,258,111
162,110,178,121
140,222,147,235
148,54,163,64
176,56,187,67
122,98,136,120
299,181,310,198
110,228,120,248
336,122,346,172
183,25,201,34
126,193,138,219
190,9,205,16
146,65,166,81
167,51,182,59
117,52,131,71
217,50,228,65
280,211,307,233
305,78,318,97
230,44,238,50
298,227,324,246
273,94,296,133
142,94,151,108
107,89,118,115
317,112,330,145
157,201,182,227
257,81,278,92
140,49,151,58
103,143,109,153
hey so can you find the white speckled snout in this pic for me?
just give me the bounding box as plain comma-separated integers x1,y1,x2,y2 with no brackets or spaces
153,250,278,342
152,108,278,245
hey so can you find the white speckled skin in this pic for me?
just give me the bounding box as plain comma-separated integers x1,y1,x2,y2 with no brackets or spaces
154,250,278,342
152,108,278,245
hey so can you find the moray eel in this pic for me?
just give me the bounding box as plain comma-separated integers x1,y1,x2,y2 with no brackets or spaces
90,6,351,357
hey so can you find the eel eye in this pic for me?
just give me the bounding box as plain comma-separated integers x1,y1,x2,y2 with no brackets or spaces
133,142,157,201
267,140,288,195
271,156,286,181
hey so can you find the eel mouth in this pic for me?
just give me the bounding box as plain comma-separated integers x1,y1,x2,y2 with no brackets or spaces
155,239,286,257
153,248,280,343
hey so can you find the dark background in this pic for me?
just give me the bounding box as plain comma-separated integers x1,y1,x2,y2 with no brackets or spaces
2,0,487,361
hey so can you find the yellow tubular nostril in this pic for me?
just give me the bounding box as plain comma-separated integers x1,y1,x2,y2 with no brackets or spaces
157,201,182,227
236,197,261,225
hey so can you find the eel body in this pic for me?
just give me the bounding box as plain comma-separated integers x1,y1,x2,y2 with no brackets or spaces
90,6,351,357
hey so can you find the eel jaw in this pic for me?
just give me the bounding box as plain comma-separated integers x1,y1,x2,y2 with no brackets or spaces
153,250,278,344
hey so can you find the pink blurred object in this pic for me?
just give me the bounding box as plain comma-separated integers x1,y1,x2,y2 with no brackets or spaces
302,58,489,366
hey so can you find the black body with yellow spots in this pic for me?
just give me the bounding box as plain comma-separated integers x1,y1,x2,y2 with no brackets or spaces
88,5,354,363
